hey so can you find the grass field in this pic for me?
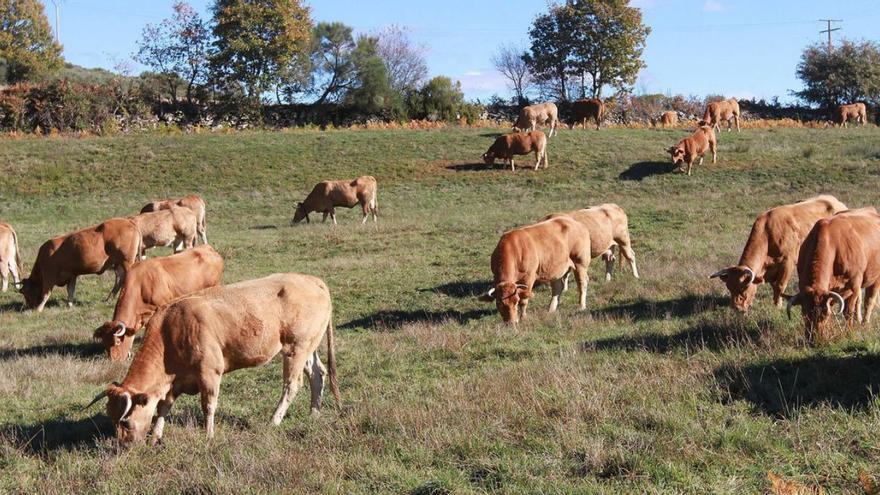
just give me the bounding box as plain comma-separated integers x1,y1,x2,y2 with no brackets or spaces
1,126,880,493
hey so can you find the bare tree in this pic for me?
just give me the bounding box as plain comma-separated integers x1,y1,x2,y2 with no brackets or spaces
375,25,427,93
492,43,532,105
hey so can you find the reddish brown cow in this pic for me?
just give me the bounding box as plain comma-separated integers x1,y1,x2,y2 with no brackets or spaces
94,245,224,361
658,111,677,127
701,98,740,132
20,218,141,312
571,98,604,130
834,103,867,128
0,222,22,292
140,195,208,244
483,131,548,172
710,195,848,311
478,216,591,324
513,102,558,137
666,125,717,175
788,208,880,344
545,203,639,282
85,273,339,446
293,176,379,225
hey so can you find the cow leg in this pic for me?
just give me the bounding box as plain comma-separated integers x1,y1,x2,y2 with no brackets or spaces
864,286,880,323
322,212,329,223
66,278,77,307
773,262,795,308
573,265,589,310
619,244,639,278
330,209,337,226
271,348,311,425
361,202,370,225
0,261,7,292
35,290,51,312
111,266,126,298
305,351,327,416
510,157,515,172
602,248,615,282
151,393,177,445
548,278,566,313
686,160,693,176
534,149,541,171
199,372,222,439
9,260,19,288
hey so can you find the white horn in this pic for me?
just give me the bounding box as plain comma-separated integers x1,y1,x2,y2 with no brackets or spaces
486,288,496,297
743,267,756,285
828,291,845,315
709,268,729,279
82,390,109,411
120,392,133,419
113,322,127,338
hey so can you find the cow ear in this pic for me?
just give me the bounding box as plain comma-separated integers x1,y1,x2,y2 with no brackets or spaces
753,275,765,284
517,287,533,299
131,393,149,407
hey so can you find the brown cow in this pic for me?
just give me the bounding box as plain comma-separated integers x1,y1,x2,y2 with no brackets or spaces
787,208,880,344
834,103,867,128
545,203,639,282
293,176,379,225
140,195,208,244
513,102,558,137
701,98,740,132
659,111,677,127
85,273,339,446
478,216,591,324
710,195,848,312
129,206,198,259
571,98,604,130
20,218,141,312
483,131,548,172
666,125,717,175
0,223,22,292
93,245,225,361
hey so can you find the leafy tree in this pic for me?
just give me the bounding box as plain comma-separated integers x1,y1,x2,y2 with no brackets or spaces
523,9,572,101
346,35,396,114
0,0,63,83
135,1,210,106
210,0,312,101
410,76,464,121
309,22,356,105
492,43,532,106
795,39,880,108
375,25,427,93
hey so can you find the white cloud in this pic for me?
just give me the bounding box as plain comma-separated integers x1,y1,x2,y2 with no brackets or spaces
463,70,482,77
457,71,508,95
703,0,723,12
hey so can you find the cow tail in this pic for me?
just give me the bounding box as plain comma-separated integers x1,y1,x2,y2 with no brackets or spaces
11,227,22,275
326,314,341,408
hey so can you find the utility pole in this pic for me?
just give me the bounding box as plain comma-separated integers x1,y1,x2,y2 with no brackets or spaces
50,0,63,44
819,19,842,53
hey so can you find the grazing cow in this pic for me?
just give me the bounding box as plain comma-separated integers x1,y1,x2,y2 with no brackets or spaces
20,218,141,312
93,245,224,361
293,176,379,225
666,125,717,176
483,131,548,172
658,111,677,127
130,206,198,258
85,273,339,446
545,204,639,282
571,98,604,130
513,102,558,137
787,208,880,344
710,195,848,312
477,216,591,324
0,223,22,292
834,103,867,128
701,98,740,132
140,195,208,244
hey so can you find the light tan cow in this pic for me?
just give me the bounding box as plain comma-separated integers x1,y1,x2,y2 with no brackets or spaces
513,102,558,137
140,195,208,244
0,223,22,292
293,176,379,225
129,206,198,258
86,273,339,447
659,111,677,127
701,98,740,132
666,125,717,176
835,103,867,128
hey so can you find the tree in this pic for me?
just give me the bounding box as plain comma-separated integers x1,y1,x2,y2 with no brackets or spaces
135,1,210,106
525,0,650,100
0,0,63,83
309,22,356,105
375,25,427,93
491,43,532,106
346,35,396,114
795,39,880,108
210,0,312,101
410,76,464,121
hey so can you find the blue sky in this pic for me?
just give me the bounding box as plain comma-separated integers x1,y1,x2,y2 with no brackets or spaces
46,0,880,102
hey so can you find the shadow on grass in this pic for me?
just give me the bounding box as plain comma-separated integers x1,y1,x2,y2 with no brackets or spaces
602,294,728,321
715,353,880,417
421,280,490,298
0,341,105,361
618,161,676,181
249,224,278,230
340,309,493,330
584,318,768,354
445,163,489,172
0,300,25,312
1,415,110,455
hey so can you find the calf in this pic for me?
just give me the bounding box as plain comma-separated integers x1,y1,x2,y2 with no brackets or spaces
701,98,740,132
0,223,22,292
85,273,339,447
513,102,558,137
20,218,141,312
571,98,604,130
140,194,208,244
710,195,847,311
94,245,224,361
834,103,867,128
483,131,548,172
478,216,591,324
130,206,198,258
293,176,378,225
666,125,717,175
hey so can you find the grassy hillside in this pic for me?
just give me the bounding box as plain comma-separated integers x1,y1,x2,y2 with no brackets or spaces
1,126,879,493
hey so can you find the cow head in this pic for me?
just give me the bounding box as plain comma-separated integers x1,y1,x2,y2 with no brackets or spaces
666,145,686,165
85,382,155,447
292,202,309,224
94,321,137,361
19,278,41,309
482,151,496,165
709,266,763,312
787,289,845,344
477,282,532,324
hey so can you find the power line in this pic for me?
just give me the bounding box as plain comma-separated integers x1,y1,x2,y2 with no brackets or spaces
819,19,842,53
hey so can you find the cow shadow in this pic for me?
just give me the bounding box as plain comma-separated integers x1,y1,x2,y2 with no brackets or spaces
0,341,104,361
714,353,880,417
421,280,490,299
249,224,278,230
600,294,728,322
0,300,25,312
584,318,767,354
478,132,505,138
0,415,111,455
445,163,489,172
340,309,493,330
619,161,676,181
